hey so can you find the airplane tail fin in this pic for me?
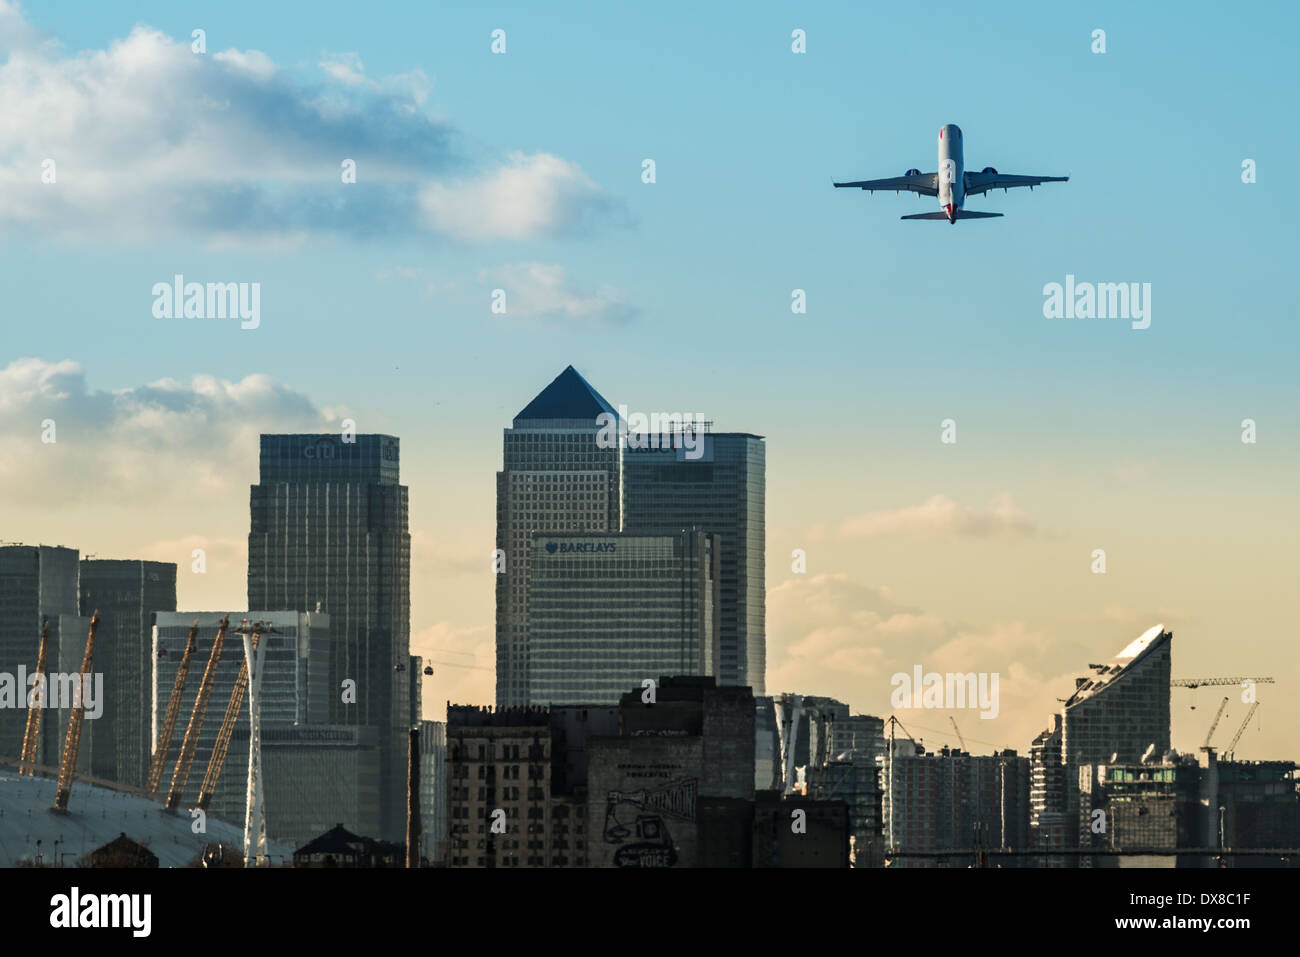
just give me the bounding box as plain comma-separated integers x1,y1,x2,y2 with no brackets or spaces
901,210,1004,221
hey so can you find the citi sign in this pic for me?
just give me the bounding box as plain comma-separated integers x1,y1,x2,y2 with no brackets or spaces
304,438,339,459
545,542,616,555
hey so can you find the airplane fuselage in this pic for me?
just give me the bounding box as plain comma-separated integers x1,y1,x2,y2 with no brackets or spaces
831,125,1066,222
938,124,964,223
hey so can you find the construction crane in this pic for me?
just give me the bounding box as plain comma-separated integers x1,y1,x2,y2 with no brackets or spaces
165,615,229,811
1172,675,1274,710
885,714,921,856
145,620,200,794
1225,702,1260,760
52,612,99,813
19,619,51,776
1172,676,1275,689
949,716,967,752
1202,696,1230,749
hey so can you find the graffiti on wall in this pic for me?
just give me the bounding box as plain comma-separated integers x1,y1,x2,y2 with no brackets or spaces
603,777,698,868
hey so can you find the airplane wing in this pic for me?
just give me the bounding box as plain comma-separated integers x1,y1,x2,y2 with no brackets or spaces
833,172,938,197
962,170,1068,196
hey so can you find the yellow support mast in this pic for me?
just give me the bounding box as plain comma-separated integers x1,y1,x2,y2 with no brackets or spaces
165,615,229,811
196,626,261,811
52,612,100,813
145,620,200,795
19,618,51,776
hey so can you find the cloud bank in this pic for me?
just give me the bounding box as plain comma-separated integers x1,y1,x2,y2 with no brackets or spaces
0,3,628,245
839,493,1039,540
0,356,334,506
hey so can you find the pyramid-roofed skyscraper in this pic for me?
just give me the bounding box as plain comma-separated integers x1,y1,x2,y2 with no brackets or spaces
512,364,619,423
495,367,621,708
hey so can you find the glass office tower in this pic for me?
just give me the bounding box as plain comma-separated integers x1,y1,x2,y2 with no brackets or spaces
1063,624,1173,767
247,433,411,840
80,558,176,787
0,545,80,762
623,433,766,694
526,529,719,706
495,367,621,709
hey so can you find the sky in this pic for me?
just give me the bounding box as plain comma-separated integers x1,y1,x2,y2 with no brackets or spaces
1,1,1296,760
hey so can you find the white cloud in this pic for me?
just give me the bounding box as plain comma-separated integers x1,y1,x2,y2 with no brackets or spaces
766,573,1083,751
839,493,1039,540
0,357,331,506
319,51,367,86
212,48,277,81
0,0,43,56
0,10,624,245
479,262,637,325
419,152,630,241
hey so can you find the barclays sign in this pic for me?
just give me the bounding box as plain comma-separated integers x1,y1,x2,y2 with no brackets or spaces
545,542,616,555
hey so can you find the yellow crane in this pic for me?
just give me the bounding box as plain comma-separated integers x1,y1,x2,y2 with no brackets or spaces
52,612,100,813
949,716,967,752
1225,702,1260,760
1171,676,1275,689
1202,696,1230,749
165,615,229,811
145,620,200,795
196,625,263,811
1172,676,1274,712
18,618,51,776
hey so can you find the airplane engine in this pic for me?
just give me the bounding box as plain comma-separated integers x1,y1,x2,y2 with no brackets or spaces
981,167,998,174
905,168,921,177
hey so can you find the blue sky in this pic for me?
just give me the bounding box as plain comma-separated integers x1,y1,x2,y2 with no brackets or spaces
3,1,1297,749
11,0,1297,404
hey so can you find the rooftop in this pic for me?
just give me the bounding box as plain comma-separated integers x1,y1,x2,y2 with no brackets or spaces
1065,624,1172,709
513,365,616,423
0,771,293,867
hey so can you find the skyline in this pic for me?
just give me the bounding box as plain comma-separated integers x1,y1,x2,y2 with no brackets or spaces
3,389,1290,766
2,0,1296,770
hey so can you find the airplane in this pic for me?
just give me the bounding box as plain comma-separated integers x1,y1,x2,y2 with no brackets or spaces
834,124,1068,224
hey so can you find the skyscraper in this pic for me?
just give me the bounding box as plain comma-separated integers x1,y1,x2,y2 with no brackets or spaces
79,558,176,787
526,529,719,705
0,544,80,764
1033,624,1173,860
1029,714,1070,865
495,366,620,709
1062,624,1172,768
418,719,447,863
885,745,1031,868
624,433,766,693
248,433,411,840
